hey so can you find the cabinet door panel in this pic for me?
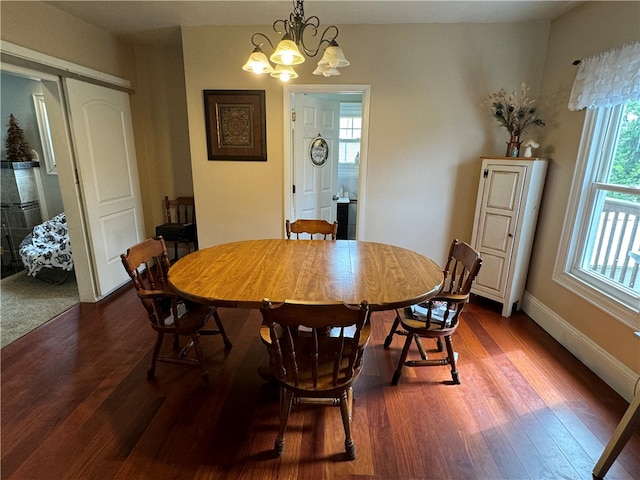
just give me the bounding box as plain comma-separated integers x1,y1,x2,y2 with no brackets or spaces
474,252,505,292
487,171,521,210
481,213,512,252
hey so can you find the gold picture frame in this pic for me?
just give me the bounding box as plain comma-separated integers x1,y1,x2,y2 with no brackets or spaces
203,90,267,161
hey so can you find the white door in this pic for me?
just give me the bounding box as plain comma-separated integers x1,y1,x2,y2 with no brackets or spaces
65,79,144,297
472,164,526,297
293,94,340,228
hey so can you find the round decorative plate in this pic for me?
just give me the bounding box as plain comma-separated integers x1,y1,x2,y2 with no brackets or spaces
309,136,329,167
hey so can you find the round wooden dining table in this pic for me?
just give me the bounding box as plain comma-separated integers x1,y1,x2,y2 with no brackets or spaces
168,239,443,311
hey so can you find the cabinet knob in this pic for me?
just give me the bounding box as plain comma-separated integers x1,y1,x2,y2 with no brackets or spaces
508,233,513,238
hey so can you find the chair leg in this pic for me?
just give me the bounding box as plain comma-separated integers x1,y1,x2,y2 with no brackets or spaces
275,388,293,457
148,332,164,379
340,388,356,460
444,335,460,384
383,313,401,349
173,334,180,350
191,333,210,387
414,335,428,360
392,332,414,385
436,337,444,352
212,308,233,350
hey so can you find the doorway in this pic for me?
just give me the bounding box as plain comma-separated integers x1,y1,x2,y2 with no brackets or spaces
1,69,69,279
284,85,370,240
1,42,144,302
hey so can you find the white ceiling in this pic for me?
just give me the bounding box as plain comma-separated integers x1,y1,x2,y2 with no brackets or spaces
45,1,583,44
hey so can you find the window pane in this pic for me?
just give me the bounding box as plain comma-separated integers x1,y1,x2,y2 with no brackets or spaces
339,140,360,164
339,107,362,163
340,117,361,140
581,188,640,293
608,100,640,190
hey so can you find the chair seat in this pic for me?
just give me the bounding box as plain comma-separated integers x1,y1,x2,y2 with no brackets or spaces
397,307,457,336
153,304,212,334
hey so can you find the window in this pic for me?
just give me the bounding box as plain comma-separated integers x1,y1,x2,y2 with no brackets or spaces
32,93,57,174
555,100,640,326
338,103,361,164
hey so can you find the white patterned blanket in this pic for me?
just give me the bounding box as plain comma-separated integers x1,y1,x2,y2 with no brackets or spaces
19,212,74,276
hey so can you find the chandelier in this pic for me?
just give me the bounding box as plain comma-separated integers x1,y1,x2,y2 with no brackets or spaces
242,0,350,82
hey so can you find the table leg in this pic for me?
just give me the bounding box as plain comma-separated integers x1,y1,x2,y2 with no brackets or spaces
593,388,640,479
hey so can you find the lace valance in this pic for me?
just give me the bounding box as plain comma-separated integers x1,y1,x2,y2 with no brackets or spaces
568,41,640,111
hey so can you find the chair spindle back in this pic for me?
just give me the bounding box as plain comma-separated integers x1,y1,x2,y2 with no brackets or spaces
261,300,370,390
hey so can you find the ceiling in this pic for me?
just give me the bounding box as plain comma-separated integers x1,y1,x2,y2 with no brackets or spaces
45,1,583,44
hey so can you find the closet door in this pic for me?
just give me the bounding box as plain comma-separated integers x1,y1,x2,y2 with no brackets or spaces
65,79,144,297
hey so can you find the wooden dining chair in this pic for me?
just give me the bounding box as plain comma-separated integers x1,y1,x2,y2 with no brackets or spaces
383,239,482,385
161,196,197,260
121,237,232,386
260,299,371,460
285,218,338,240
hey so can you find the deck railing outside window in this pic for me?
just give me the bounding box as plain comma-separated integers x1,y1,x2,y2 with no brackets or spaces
586,197,640,291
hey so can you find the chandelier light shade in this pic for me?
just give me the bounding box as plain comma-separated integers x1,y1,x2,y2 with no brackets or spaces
312,64,341,77
242,47,274,74
243,0,349,82
270,36,305,65
317,41,350,68
271,64,299,82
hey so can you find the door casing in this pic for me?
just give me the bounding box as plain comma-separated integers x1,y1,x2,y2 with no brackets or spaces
283,84,371,240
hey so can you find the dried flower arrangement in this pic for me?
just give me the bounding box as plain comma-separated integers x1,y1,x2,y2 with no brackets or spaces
483,83,545,136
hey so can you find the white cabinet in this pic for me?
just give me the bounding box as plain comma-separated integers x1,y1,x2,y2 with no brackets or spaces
470,157,548,317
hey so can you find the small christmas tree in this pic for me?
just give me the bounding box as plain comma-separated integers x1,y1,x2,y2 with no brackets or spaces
4,114,33,162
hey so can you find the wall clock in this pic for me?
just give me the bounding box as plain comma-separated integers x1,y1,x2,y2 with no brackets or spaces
309,135,329,167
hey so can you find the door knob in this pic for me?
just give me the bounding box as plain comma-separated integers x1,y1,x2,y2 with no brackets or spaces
332,195,339,201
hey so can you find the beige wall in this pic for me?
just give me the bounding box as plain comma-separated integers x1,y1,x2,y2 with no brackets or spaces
1,2,134,79
181,23,549,258
133,44,193,234
529,1,640,372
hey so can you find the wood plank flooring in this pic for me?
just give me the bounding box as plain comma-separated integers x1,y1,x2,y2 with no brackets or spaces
2,285,639,479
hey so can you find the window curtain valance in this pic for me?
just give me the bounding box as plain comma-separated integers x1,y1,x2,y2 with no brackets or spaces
568,41,640,111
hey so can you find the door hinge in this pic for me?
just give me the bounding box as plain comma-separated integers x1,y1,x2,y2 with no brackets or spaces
291,110,296,122
292,184,296,194
483,169,489,178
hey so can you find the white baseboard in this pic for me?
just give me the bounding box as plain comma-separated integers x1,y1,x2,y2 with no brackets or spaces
522,292,638,403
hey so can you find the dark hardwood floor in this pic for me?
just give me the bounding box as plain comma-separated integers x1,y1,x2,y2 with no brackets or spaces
2,285,639,479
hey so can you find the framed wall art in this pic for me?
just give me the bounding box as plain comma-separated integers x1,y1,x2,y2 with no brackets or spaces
203,90,267,161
